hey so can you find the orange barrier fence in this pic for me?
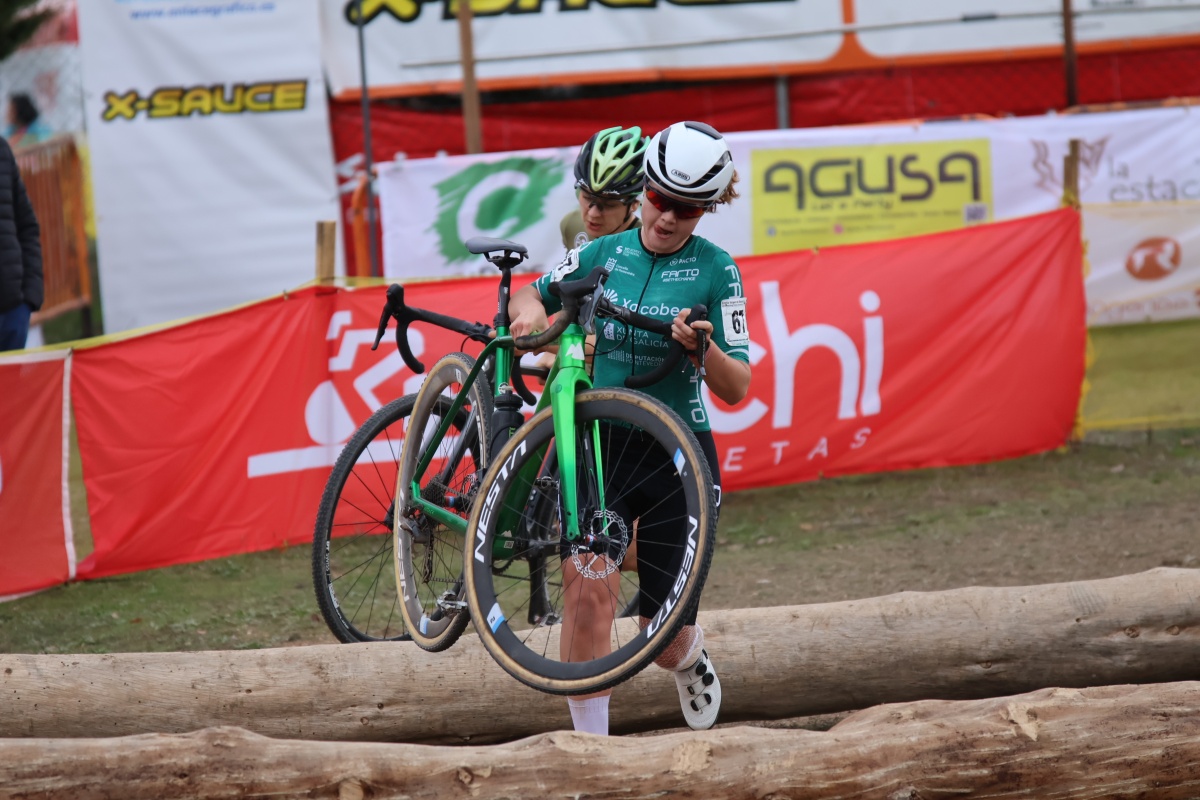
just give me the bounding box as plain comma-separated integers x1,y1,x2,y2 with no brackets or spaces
17,134,92,330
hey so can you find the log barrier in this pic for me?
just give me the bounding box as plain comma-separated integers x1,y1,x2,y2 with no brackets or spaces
2,568,1198,744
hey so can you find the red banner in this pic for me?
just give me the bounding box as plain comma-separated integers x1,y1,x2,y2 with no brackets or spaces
73,291,330,579
0,352,74,599
713,208,1085,492
71,280,520,580
66,209,1083,581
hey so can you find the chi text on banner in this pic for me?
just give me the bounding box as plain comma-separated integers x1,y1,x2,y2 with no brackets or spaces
712,207,1085,492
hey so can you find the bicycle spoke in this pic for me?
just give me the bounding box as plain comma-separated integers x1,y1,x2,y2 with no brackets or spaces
312,395,412,643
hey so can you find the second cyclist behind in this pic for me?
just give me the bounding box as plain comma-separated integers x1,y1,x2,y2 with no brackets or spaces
560,125,648,251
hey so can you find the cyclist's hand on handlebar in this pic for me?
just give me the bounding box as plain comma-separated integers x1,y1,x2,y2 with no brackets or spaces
509,309,553,353
671,311,713,351
672,312,714,374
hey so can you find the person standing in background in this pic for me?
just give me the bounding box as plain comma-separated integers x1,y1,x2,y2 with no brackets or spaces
0,134,43,351
3,93,53,149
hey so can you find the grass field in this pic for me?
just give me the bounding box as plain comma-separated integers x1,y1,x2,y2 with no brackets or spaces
1,319,1197,656
1081,318,1200,428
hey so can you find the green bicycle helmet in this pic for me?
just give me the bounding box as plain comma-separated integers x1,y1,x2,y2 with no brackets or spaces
573,126,649,198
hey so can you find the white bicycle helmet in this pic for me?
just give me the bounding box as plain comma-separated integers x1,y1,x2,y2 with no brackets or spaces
644,121,734,206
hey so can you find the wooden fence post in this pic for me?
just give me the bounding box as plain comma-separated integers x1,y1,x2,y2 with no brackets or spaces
315,220,337,284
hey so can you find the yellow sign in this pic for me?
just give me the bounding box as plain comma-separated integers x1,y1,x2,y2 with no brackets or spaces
751,140,993,253
102,81,308,122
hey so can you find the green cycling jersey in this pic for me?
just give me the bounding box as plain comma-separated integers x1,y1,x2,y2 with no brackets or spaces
532,227,750,432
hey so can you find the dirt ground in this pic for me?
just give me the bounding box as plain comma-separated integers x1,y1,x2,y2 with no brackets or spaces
699,433,1199,614
703,503,1198,613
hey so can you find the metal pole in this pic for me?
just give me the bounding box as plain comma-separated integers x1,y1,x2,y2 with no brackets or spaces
775,75,790,130
457,0,483,154
356,0,380,277
1062,0,1079,108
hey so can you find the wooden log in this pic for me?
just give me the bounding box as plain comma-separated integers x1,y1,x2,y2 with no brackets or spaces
3,682,1200,799
2,567,1198,744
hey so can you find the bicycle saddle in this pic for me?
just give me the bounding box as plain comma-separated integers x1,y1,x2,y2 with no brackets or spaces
465,236,528,263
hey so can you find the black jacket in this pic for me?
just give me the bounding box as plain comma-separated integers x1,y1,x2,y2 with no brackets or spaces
0,137,42,313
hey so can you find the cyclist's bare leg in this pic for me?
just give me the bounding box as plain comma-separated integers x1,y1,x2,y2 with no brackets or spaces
561,553,621,701
645,621,704,671
619,521,639,572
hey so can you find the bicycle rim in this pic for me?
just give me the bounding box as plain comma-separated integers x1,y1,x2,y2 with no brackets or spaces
396,352,492,651
312,395,415,643
466,387,716,695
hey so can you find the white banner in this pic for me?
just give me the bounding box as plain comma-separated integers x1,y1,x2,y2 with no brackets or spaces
378,146,580,279
378,105,1200,325
79,0,340,333
320,0,1200,97
1083,202,1200,326
855,0,1200,58
321,0,844,97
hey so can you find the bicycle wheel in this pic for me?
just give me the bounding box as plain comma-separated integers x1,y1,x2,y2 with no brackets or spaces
396,352,493,651
312,394,416,643
465,387,716,695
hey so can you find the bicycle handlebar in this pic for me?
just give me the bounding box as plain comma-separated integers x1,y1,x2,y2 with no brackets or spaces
512,266,709,390
620,303,707,389
373,259,707,402
372,283,538,406
373,283,493,374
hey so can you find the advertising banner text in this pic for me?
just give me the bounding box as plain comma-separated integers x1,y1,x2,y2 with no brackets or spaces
78,0,340,333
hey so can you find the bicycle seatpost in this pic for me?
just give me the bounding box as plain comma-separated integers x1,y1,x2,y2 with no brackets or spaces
488,391,525,461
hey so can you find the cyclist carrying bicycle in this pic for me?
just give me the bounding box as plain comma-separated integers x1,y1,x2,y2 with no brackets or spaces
510,120,751,734
560,126,648,251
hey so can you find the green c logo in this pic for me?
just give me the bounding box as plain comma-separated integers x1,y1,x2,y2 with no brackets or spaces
428,156,566,264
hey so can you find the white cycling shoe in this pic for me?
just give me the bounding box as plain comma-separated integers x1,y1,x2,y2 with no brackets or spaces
673,649,721,730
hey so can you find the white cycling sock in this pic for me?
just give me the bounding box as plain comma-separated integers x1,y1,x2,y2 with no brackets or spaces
567,696,610,736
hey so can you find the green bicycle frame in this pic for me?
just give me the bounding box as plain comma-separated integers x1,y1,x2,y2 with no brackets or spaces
545,322,598,544
406,332,513,534
485,320,600,556
406,320,602,558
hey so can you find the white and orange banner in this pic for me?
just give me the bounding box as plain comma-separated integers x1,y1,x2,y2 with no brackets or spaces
54,209,1083,584
320,0,1200,98
0,351,74,600
1083,202,1200,326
